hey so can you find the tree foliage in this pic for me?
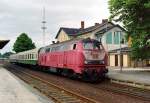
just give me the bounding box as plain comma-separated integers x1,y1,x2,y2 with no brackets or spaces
109,0,150,60
0,53,2,58
0,52,14,58
2,52,14,58
13,33,36,53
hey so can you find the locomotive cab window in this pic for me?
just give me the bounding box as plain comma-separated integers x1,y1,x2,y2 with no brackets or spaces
82,39,104,50
73,44,76,50
51,47,56,52
45,48,51,53
83,42,100,50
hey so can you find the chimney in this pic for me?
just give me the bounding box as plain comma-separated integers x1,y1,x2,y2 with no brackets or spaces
52,41,55,44
81,21,84,29
102,19,108,24
95,23,99,26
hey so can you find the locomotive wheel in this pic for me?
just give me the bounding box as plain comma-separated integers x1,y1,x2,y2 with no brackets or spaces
82,72,100,82
82,72,90,81
56,68,63,75
67,70,75,79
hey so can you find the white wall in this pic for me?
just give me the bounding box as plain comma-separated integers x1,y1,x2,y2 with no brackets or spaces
99,27,127,51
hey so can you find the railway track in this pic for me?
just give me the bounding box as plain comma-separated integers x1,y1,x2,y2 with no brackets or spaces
91,82,150,101
6,66,99,103
4,64,150,103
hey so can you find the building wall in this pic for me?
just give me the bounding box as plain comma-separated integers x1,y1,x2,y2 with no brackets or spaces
123,54,128,67
96,27,128,51
128,36,132,47
109,55,115,66
57,30,70,42
78,32,92,39
109,53,129,67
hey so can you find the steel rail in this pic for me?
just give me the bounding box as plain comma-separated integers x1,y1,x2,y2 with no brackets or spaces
7,67,99,103
5,64,150,102
91,82,150,101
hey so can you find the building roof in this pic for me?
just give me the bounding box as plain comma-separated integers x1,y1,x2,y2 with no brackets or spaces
0,40,9,49
95,24,126,36
77,22,114,35
55,21,126,39
55,27,80,38
109,47,131,53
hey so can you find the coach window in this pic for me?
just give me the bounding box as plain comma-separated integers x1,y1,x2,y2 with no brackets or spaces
48,48,51,52
63,44,71,51
73,44,76,50
28,54,29,59
55,46,60,51
30,54,32,59
31,54,34,59
59,45,63,51
35,54,37,59
40,48,46,53
62,45,65,51
45,48,50,53
51,47,56,52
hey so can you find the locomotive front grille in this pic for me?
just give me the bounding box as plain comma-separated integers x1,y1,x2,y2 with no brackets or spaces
84,60,105,65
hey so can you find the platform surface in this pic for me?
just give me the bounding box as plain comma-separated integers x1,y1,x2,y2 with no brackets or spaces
107,68,150,85
0,66,53,103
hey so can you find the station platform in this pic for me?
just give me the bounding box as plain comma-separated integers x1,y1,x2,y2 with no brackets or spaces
0,66,53,103
107,67,150,90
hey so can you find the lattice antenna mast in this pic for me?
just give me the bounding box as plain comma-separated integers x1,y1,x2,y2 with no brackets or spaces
41,4,47,46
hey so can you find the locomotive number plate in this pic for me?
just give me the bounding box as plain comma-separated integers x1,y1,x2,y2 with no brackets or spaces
92,53,98,59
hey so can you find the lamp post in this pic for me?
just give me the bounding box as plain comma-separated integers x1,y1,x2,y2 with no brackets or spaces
119,31,123,72
116,31,123,72
41,0,47,46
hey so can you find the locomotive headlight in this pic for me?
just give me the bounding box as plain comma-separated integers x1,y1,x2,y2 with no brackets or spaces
99,60,104,64
84,61,88,64
101,60,105,64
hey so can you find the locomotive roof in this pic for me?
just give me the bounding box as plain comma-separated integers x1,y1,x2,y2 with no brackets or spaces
44,38,100,48
45,38,83,47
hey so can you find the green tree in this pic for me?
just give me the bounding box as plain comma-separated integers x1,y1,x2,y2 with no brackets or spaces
109,0,150,60
13,33,36,53
0,53,2,58
2,52,14,58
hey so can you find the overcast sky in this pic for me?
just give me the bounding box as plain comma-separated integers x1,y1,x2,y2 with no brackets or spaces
0,0,110,53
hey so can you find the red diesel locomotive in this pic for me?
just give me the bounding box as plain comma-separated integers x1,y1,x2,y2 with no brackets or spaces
38,38,108,81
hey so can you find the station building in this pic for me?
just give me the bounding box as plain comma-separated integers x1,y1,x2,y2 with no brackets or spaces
55,19,133,68
55,19,127,51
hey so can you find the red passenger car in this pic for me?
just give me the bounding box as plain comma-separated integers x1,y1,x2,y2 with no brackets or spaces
38,38,108,81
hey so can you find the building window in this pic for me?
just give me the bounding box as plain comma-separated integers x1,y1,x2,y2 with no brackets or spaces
106,32,112,44
114,32,119,44
73,44,76,50
120,34,126,44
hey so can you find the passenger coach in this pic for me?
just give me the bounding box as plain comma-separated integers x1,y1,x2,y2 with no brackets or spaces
9,49,38,65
